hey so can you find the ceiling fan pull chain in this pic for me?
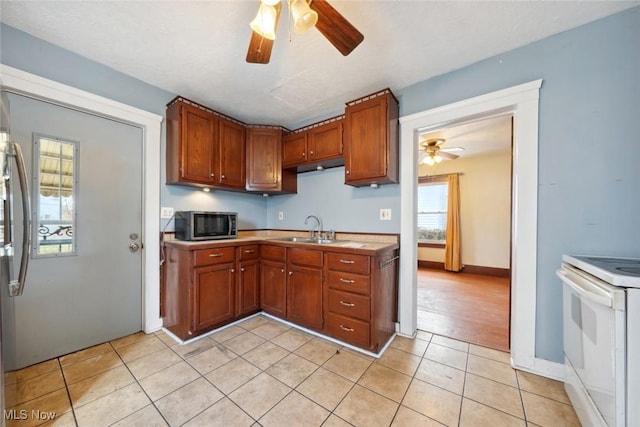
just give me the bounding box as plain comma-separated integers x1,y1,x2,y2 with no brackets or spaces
287,0,293,43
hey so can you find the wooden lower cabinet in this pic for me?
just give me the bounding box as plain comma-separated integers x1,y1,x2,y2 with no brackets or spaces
260,245,287,317
163,240,398,353
238,245,260,316
286,248,323,331
323,249,398,353
193,262,235,332
287,264,323,331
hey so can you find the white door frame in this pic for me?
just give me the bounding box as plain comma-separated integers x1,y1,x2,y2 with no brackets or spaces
0,64,163,333
399,80,562,379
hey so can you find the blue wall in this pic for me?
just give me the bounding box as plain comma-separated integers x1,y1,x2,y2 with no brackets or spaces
397,7,640,361
3,6,640,362
266,167,400,232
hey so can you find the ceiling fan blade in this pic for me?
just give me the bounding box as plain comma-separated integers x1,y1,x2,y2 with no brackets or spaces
246,33,276,64
246,2,282,64
439,151,459,160
310,0,364,56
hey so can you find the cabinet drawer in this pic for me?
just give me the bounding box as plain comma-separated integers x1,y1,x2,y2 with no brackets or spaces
326,253,370,275
288,247,323,268
327,271,370,295
325,312,370,349
261,245,286,261
239,245,259,260
193,247,235,266
327,289,370,321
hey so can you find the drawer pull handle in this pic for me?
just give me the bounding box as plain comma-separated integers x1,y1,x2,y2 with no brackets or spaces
339,278,355,284
339,325,354,332
209,253,224,258
244,249,256,254
339,301,355,307
339,259,355,264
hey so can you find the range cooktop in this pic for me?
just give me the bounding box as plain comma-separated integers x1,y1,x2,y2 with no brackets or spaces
563,255,640,288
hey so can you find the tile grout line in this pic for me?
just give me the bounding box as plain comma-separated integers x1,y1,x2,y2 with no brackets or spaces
55,357,80,427
107,338,174,427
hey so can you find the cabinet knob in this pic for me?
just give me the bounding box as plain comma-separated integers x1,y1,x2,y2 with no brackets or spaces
302,152,306,158
281,269,285,273
210,173,214,177
288,271,293,276
221,174,226,179
346,170,350,175
309,150,314,155
230,268,235,273
240,267,245,272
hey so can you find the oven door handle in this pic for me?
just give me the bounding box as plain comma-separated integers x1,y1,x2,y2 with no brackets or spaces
556,268,615,309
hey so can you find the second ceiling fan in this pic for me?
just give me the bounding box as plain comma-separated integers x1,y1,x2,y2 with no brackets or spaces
246,0,364,64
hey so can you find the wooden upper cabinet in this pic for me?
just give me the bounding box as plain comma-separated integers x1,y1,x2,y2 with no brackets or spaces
166,100,217,185
217,117,246,190
246,127,297,194
282,132,308,168
308,119,343,162
343,90,399,187
282,118,344,172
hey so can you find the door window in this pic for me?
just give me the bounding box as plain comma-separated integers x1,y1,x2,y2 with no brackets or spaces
33,134,78,257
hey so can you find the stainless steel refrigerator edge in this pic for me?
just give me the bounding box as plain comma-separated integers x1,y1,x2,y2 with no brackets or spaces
1,89,32,423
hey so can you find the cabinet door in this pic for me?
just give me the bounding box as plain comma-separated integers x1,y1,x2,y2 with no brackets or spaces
308,120,343,162
282,132,308,168
344,96,388,183
193,263,235,331
246,127,282,191
287,266,323,331
218,117,246,189
238,259,260,316
178,103,217,184
261,260,287,318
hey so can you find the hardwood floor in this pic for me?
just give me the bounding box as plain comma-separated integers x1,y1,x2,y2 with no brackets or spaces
417,268,510,351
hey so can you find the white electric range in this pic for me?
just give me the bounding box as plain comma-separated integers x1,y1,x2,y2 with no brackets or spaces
557,255,640,427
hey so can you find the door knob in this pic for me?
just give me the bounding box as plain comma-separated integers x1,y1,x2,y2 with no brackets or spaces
129,242,140,252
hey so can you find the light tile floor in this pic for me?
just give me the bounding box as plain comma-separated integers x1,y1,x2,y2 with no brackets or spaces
4,315,581,426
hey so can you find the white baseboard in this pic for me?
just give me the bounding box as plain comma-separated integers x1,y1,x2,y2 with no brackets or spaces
514,356,565,381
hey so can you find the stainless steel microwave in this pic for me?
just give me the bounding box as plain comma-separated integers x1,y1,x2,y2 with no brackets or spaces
174,211,237,241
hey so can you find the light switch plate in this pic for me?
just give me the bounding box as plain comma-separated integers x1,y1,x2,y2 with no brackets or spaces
160,207,174,219
380,208,392,220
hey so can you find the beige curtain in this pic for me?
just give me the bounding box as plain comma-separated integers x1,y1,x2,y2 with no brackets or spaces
444,174,462,272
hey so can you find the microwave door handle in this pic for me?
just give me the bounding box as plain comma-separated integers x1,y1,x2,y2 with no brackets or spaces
7,141,31,297
556,268,614,309
228,216,233,235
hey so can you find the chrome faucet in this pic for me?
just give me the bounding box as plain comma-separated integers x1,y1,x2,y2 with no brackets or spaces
304,215,322,240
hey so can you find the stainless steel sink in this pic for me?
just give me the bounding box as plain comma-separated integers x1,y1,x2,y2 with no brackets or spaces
271,237,340,244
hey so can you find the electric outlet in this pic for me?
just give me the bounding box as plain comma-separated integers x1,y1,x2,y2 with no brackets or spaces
278,211,284,221
160,207,174,219
380,208,392,221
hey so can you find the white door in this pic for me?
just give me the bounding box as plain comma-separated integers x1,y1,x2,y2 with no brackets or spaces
2,92,143,370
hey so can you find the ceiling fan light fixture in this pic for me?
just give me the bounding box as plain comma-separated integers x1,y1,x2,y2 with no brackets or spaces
289,0,318,33
260,0,280,6
250,3,278,40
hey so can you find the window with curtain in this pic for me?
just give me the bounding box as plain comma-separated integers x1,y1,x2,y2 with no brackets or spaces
417,180,448,243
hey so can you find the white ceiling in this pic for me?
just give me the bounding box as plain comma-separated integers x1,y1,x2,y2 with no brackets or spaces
420,114,513,160
1,1,638,129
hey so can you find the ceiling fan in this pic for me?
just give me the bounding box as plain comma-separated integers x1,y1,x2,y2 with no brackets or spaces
419,138,463,166
246,0,364,64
